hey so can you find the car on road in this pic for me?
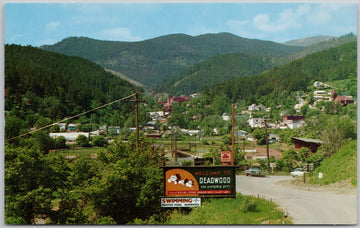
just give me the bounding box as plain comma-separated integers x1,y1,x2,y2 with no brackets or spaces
244,167,267,177
290,168,305,177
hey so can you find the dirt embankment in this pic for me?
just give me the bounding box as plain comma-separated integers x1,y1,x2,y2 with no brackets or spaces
277,178,357,195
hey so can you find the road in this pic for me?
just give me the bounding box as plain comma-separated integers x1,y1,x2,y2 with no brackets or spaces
236,175,358,225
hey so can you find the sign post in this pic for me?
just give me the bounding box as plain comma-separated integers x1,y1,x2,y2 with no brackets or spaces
270,163,276,173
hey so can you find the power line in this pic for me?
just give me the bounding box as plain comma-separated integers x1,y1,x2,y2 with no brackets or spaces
6,93,137,142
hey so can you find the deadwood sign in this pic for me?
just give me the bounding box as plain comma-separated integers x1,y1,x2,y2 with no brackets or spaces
162,166,237,198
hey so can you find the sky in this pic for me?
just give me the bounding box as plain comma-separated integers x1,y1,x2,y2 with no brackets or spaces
3,2,359,47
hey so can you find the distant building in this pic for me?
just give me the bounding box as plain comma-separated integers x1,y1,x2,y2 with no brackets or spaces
313,90,332,102
291,137,323,153
331,90,354,106
248,104,266,111
159,96,191,112
143,121,158,131
67,123,78,132
49,132,89,142
247,118,264,128
190,93,200,99
283,116,305,129
222,113,230,121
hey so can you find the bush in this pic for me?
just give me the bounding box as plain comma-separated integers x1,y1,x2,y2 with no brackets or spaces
75,135,91,147
91,136,108,147
55,136,67,149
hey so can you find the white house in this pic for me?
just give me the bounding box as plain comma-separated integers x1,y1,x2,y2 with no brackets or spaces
222,113,230,121
49,132,90,142
282,116,306,129
247,118,264,128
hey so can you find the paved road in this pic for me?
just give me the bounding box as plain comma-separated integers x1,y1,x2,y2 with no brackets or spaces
236,175,358,225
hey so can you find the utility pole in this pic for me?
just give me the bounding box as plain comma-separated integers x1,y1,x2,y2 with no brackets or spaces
135,93,139,150
231,103,235,166
130,92,144,152
264,117,270,174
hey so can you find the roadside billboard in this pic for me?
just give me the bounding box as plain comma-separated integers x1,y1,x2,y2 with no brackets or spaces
162,166,237,198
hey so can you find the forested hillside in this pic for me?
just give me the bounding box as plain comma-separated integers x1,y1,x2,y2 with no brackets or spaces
156,34,356,95
283,35,333,47
40,33,303,89
156,52,277,95
210,41,357,106
5,44,142,139
283,34,356,63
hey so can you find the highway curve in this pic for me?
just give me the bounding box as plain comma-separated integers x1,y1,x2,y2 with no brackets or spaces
236,175,358,225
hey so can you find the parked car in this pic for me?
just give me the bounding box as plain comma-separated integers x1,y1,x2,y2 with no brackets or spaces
244,167,267,177
290,168,305,177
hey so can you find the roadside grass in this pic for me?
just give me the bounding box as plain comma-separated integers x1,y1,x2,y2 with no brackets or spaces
164,194,292,225
309,140,357,186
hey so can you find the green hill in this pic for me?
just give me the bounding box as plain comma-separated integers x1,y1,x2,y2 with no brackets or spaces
283,35,334,47
209,41,357,105
283,34,356,63
40,33,303,89
310,140,357,186
154,34,356,95
5,44,141,137
156,52,277,95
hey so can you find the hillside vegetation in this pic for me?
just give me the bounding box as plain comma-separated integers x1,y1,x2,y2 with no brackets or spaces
283,34,356,64
156,52,277,95
283,35,334,47
162,194,290,225
310,140,357,186
210,41,357,105
40,33,302,89
5,44,142,140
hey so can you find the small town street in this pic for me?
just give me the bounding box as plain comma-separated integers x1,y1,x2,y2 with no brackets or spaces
236,175,358,225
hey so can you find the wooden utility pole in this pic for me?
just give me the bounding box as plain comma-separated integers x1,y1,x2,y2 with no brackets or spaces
135,93,140,150
231,103,235,166
130,92,144,152
264,117,270,173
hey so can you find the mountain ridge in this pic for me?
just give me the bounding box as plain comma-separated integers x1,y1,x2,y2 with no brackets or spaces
40,33,303,89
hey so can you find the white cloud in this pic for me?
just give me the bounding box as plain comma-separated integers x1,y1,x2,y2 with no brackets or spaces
306,4,340,25
187,25,219,36
253,6,306,33
95,27,143,42
46,21,60,32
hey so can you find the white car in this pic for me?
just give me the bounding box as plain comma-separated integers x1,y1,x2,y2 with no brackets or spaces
290,168,305,177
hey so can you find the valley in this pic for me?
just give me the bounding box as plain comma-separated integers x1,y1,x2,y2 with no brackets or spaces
4,32,357,225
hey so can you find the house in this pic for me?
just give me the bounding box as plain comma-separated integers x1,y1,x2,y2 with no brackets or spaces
248,104,266,111
291,137,323,153
56,123,67,131
282,116,305,129
190,93,200,99
313,81,330,89
49,132,90,142
159,96,191,112
236,130,247,137
268,134,280,143
108,126,121,134
67,123,78,132
247,118,264,128
331,90,354,106
143,121,158,131
222,113,230,121
313,90,332,102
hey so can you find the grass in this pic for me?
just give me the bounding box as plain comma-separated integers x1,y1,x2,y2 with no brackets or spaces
164,194,292,225
55,147,104,159
309,140,357,186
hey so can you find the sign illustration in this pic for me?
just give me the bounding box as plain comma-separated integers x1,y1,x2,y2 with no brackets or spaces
162,166,237,198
